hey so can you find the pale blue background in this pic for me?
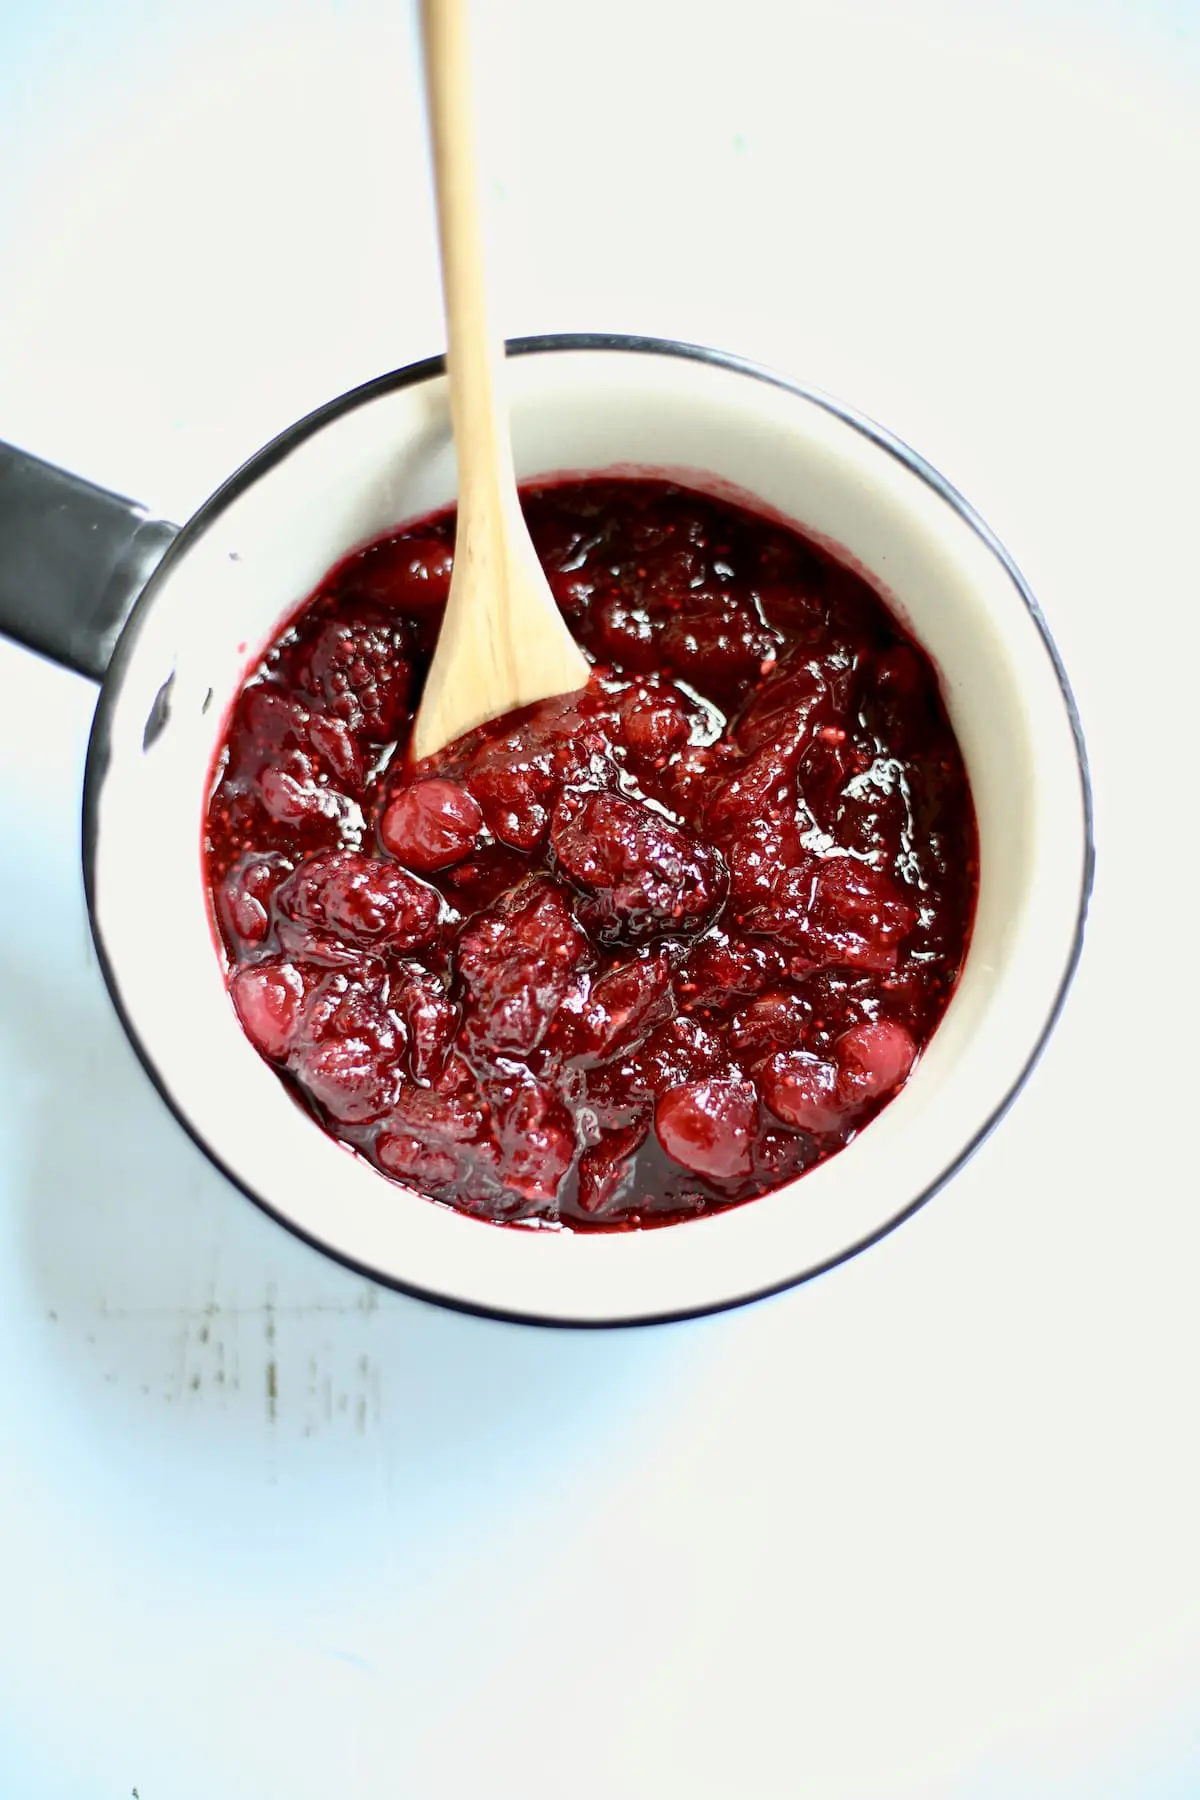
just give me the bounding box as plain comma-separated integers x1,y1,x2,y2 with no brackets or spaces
1,3,1198,1796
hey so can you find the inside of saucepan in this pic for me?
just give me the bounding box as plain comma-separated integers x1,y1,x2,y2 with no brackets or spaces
88,344,1088,1323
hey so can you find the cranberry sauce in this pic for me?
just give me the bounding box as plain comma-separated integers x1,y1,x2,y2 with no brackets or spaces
205,479,978,1230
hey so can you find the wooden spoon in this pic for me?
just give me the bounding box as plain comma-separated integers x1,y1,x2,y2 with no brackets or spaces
411,0,590,764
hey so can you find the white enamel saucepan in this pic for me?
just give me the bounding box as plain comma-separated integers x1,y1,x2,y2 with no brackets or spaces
0,336,1093,1326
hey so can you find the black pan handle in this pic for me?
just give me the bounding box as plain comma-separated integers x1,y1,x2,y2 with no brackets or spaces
0,440,179,682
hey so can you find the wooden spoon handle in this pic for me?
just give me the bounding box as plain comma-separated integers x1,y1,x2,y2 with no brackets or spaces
420,0,509,513
411,0,590,762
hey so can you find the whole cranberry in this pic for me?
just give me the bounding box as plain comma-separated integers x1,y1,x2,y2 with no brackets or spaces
351,534,453,613
655,1077,758,1181
620,687,692,765
836,1019,918,1105
551,790,727,944
760,1050,844,1134
230,960,309,1060
380,778,483,872
219,853,291,950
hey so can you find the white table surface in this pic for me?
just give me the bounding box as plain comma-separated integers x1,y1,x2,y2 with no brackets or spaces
1,3,1197,1795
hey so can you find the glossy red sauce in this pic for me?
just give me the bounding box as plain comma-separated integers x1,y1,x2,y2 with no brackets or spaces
205,479,978,1229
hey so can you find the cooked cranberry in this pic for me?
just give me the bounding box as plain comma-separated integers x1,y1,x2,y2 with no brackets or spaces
468,766,551,851
444,693,621,848
726,816,810,922
728,989,812,1061
596,593,659,669
835,1019,918,1105
863,644,932,746
760,1050,844,1134
831,753,910,857
230,960,309,1060
793,857,918,971
570,953,676,1062
308,714,365,789
376,1131,458,1190
294,609,412,740
487,1075,576,1202
219,854,290,950
636,1015,725,1090
294,965,395,1045
351,533,453,613
733,658,827,753
440,844,536,915
751,1129,819,1188
207,477,976,1230
797,731,872,831
878,641,927,694
291,1033,400,1125
576,1123,648,1215
377,1078,493,1194
392,968,458,1084
754,573,827,637
661,594,778,699
661,742,734,828
547,567,595,624
643,543,708,597
275,851,442,955
380,778,483,872
705,740,800,840
258,758,340,826
457,880,591,1058
583,1063,656,1135
675,930,782,1013
656,1077,758,1181
620,686,692,765
551,790,727,944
